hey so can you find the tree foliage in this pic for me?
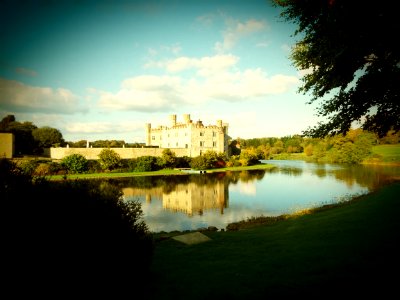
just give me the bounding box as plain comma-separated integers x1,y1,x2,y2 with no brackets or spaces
190,151,226,170
98,148,122,171
61,154,89,174
133,156,160,172
32,126,64,149
160,148,177,168
1,158,153,294
274,0,400,137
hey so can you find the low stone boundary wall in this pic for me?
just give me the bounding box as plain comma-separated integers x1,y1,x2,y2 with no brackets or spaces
47,147,191,160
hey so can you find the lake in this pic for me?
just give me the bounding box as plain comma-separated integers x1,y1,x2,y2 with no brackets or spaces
118,160,400,233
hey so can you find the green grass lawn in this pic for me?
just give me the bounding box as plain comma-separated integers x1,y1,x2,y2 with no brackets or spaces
147,182,400,299
369,144,400,163
48,163,275,180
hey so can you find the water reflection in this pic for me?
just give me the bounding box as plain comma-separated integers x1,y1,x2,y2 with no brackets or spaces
116,161,400,232
123,180,228,216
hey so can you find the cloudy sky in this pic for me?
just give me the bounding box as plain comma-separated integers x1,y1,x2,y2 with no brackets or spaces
0,0,320,143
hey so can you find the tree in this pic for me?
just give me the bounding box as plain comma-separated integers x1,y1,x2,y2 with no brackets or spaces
274,0,400,137
160,148,177,169
1,158,154,294
61,154,88,174
7,121,37,155
98,148,122,171
32,126,64,149
0,115,15,131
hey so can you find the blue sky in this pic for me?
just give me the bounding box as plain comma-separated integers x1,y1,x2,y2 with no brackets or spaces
0,0,320,143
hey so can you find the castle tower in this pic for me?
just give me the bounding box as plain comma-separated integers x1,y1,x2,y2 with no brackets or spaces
169,114,177,127
183,114,191,124
145,123,151,146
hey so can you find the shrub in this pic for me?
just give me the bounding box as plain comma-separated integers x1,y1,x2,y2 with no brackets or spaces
190,151,227,170
33,163,52,176
134,156,159,172
87,159,102,173
175,156,192,168
98,149,122,171
61,154,89,173
17,159,38,175
159,148,177,169
2,159,154,294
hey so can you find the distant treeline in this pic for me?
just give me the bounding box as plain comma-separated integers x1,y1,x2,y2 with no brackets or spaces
235,129,400,164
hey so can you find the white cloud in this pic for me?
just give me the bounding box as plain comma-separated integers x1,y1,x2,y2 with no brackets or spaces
96,56,299,111
196,13,214,27
66,120,143,134
97,75,185,112
0,78,86,114
215,18,267,53
193,69,299,101
145,54,239,75
164,54,239,75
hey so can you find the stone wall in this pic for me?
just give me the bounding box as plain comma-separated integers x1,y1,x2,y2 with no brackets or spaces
0,133,14,158
48,147,191,160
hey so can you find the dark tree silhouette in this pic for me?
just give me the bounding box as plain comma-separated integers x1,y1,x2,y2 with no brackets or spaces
274,0,400,137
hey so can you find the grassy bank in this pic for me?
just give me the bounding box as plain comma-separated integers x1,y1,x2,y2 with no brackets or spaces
363,144,400,165
47,163,275,180
148,182,400,299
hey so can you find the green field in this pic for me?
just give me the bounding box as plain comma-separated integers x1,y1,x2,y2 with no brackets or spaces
48,163,275,180
368,144,400,163
148,182,400,298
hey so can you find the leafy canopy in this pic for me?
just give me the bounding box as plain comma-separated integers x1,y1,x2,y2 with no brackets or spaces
274,0,400,137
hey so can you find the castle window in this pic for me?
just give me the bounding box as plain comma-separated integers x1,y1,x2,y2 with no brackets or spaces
200,132,204,136
152,136,155,140
185,144,188,148
200,141,204,147
213,131,216,137
213,141,217,147
176,142,178,147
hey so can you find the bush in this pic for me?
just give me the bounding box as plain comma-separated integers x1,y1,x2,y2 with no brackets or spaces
190,151,227,170
17,159,38,175
1,158,154,295
61,154,89,173
98,149,122,171
33,163,52,176
134,156,159,172
176,156,192,168
87,159,102,173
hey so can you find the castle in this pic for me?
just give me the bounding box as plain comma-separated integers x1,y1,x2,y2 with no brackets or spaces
3,114,229,159
146,114,229,157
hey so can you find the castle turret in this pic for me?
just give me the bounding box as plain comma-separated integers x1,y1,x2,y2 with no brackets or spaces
145,123,151,146
217,120,223,127
170,114,177,127
183,114,191,124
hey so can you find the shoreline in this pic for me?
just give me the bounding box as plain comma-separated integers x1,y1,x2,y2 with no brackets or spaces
47,163,276,181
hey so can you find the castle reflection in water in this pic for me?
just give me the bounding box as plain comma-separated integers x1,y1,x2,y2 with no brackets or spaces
122,180,229,216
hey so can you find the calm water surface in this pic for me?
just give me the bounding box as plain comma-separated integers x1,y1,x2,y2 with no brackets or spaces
118,160,400,232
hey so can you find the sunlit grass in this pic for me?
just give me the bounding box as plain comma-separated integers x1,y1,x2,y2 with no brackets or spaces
48,169,183,180
150,182,400,298
48,163,276,180
371,144,400,161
